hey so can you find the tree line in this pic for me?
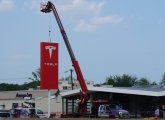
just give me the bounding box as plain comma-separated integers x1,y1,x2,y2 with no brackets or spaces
104,73,165,87
0,81,40,91
1,68,165,91
104,74,157,87
0,69,40,91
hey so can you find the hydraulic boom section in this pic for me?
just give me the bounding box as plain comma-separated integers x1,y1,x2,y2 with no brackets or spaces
41,1,88,113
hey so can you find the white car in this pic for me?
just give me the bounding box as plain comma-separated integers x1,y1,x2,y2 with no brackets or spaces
35,109,47,118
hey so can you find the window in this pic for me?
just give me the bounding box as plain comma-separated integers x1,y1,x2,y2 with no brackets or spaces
0,112,10,117
63,86,68,90
106,106,110,111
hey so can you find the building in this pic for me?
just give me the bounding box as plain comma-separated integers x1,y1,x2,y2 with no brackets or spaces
61,86,165,117
1,80,165,118
0,79,94,116
0,90,58,111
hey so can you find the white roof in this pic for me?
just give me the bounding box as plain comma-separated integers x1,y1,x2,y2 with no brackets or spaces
61,86,165,97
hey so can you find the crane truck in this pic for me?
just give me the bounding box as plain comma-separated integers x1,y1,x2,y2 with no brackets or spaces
40,1,88,113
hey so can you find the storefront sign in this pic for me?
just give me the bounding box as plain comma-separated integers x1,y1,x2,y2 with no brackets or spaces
16,93,32,99
40,42,58,90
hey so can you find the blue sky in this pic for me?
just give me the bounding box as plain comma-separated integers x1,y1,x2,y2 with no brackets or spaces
0,0,165,84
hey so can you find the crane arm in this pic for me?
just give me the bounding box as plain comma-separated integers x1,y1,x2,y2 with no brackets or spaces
41,1,88,112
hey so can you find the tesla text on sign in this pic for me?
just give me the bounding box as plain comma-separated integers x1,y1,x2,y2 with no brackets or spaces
40,42,58,90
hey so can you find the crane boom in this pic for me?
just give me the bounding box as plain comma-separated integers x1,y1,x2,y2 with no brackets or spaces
41,1,88,113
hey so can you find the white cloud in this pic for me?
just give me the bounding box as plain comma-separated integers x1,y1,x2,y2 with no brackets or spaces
58,0,106,15
0,0,14,12
75,16,123,32
24,0,123,32
24,0,105,15
57,0,123,32
24,0,41,11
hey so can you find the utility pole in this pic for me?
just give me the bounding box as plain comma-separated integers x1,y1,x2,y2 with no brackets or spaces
70,69,74,90
65,69,74,113
65,69,74,90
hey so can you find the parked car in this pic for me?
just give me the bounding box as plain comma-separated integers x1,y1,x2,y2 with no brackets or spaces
0,110,11,118
35,108,47,118
11,102,47,118
98,104,130,118
12,108,47,118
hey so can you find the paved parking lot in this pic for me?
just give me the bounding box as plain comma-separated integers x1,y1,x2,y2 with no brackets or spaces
7,118,162,120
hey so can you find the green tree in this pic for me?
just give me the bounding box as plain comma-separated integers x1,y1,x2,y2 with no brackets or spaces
105,76,115,85
0,83,21,91
28,68,40,81
106,74,137,87
0,69,41,91
151,81,157,85
0,80,40,91
137,78,150,86
120,74,137,87
160,73,165,85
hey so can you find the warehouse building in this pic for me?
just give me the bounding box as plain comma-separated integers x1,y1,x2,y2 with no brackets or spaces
61,86,165,117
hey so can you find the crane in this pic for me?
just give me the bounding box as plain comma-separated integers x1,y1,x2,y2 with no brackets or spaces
40,1,88,113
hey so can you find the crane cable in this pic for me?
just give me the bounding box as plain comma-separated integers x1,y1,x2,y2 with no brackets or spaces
48,13,52,42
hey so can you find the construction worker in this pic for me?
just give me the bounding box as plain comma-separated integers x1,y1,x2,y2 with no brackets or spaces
155,107,160,119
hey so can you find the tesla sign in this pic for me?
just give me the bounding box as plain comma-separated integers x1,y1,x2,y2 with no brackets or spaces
40,42,58,90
